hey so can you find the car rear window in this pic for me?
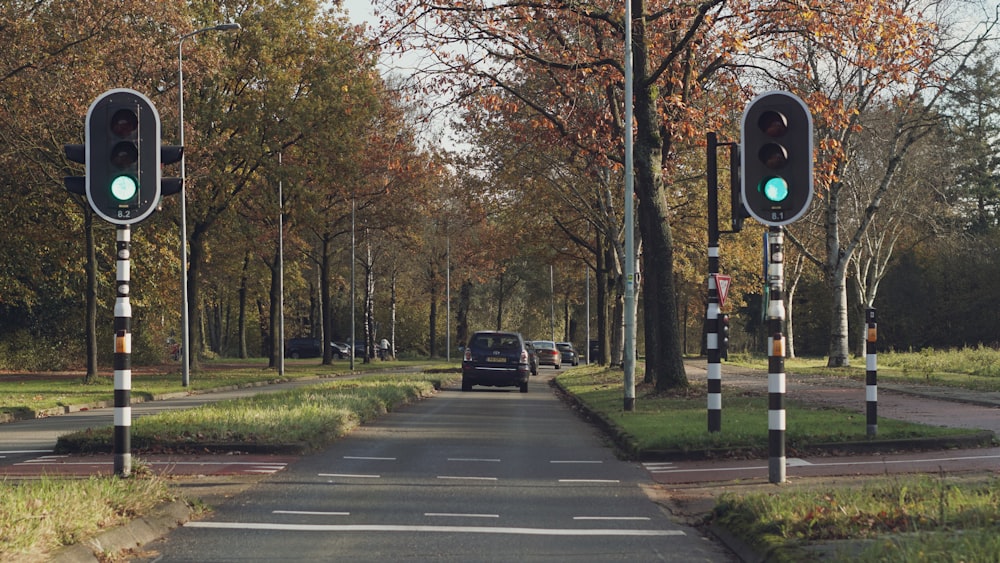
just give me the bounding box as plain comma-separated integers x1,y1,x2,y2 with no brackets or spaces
471,333,521,351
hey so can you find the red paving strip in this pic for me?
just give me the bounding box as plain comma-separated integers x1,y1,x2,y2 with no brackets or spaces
2,454,298,477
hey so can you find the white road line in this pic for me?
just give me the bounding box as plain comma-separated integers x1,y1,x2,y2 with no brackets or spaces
344,456,396,461
448,458,501,463
0,450,53,455
319,473,381,479
647,453,1000,474
550,460,603,464
185,522,685,536
425,513,499,518
558,479,620,483
437,475,498,481
273,510,350,516
573,516,651,521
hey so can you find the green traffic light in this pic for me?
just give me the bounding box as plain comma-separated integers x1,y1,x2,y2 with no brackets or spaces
761,176,789,202
110,175,138,202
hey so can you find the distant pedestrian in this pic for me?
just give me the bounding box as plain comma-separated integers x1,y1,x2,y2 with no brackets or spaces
379,338,390,360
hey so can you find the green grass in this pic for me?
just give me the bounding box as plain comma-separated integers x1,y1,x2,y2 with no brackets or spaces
728,345,1000,392
55,375,449,454
712,474,1000,562
555,366,981,456
0,474,174,562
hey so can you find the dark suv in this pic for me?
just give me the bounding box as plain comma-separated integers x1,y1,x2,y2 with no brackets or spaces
462,331,531,393
285,337,321,359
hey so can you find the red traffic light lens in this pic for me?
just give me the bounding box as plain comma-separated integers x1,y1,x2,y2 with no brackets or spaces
758,110,787,137
110,109,138,138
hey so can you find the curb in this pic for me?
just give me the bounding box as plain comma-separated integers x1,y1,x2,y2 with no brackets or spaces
49,499,194,563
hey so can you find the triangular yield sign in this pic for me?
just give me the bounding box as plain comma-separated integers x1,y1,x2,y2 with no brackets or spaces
714,274,731,309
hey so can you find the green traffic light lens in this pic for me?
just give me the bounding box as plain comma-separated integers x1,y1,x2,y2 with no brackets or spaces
110,175,138,202
761,176,789,202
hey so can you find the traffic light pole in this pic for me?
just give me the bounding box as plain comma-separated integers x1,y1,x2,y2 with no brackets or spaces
706,133,723,432
113,225,133,478
706,133,740,433
766,227,786,484
866,308,878,437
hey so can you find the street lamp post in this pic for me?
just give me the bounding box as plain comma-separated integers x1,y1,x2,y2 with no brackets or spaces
178,22,240,387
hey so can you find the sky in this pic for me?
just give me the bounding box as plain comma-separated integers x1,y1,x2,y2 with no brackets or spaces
338,0,376,27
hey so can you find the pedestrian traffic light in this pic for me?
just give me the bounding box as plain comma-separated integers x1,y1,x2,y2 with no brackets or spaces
85,89,162,225
740,91,813,226
719,314,730,361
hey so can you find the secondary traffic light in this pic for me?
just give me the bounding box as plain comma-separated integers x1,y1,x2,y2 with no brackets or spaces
85,89,162,225
740,91,813,226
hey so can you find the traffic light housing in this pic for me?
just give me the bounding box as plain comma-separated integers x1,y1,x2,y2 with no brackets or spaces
85,89,162,225
740,91,813,226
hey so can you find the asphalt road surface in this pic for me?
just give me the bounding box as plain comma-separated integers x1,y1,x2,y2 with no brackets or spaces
133,371,736,562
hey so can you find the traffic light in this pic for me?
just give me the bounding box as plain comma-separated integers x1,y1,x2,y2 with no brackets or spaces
85,89,162,225
719,314,730,361
740,91,813,226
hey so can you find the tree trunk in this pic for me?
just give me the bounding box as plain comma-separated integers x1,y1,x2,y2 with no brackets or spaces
456,279,472,348
268,246,281,369
827,266,851,367
633,4,687,390
428,268,439,357
321,233,335,364
238,254,249,359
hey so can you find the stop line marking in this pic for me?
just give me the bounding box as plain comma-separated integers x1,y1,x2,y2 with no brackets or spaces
185,521,685,537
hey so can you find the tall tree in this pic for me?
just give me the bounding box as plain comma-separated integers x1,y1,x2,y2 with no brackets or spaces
742,1,996,366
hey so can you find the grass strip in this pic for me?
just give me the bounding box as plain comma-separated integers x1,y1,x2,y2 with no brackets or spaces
711,474,1000,562
56,374,449,454
0,475,173,562
556,366,980,457
0,359,450,416
728,346,1000,392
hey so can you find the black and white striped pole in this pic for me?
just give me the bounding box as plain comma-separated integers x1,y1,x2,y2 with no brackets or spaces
113,225,133,477
62,90,179,478
766,228,786,484
113,226,133,477
866,308,877,437
706,133,723,432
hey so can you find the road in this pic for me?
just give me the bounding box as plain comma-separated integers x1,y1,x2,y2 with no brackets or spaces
132,370,736,562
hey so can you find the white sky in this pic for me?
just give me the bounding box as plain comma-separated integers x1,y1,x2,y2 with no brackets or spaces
338,0,376,27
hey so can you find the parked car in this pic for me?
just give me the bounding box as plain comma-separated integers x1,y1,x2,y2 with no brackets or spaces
352,341,367,358
285,337,321,359
462,331,531,393
556,342,579,366
532,340,561,369
523,340,539,375
331,341,351,359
